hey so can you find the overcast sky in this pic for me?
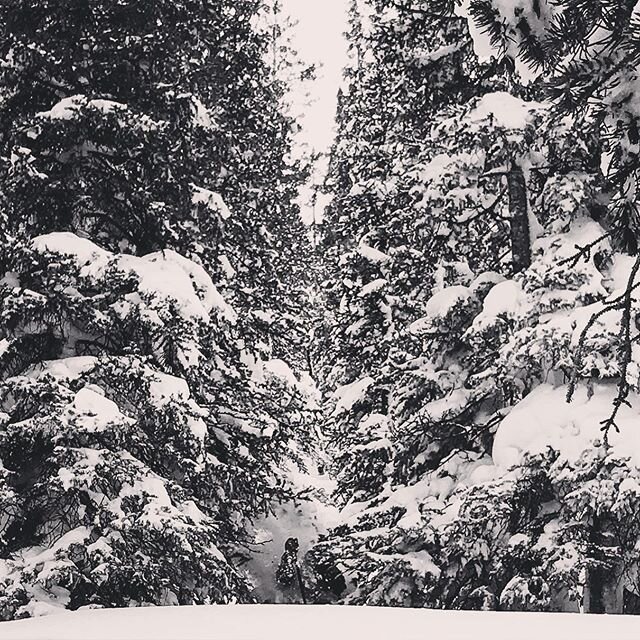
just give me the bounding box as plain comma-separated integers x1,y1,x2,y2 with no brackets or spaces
283,0,349,152
282,0,350,223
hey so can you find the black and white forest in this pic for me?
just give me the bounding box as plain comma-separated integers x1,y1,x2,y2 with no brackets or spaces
1,0,640,637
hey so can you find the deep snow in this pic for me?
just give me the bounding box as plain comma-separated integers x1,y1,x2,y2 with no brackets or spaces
2,604,639,640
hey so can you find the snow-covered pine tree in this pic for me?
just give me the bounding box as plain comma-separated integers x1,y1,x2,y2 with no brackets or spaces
308,0,640,613
309,91,617,611
247,0,320,375
307,0,640,611
408,0,640,613
0,0,317,618
304,0,515,603
316,0,491,508
0,0,315,366
0,233,253,616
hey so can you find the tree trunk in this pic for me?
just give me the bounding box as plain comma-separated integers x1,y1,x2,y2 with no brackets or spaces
584,564,623,613
584,516,624,613
507,161,531,274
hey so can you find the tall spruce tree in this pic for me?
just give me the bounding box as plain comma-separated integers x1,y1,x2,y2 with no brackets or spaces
0,0,315,618
315,0,492,508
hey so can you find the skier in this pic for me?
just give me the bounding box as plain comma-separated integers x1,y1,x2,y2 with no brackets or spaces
275,537,307,604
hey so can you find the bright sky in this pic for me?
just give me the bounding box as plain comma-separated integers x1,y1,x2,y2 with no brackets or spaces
282,0,350,223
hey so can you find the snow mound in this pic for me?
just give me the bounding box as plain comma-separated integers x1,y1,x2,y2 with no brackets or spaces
3,603,636,640
32,232,236,324
493,383,640,469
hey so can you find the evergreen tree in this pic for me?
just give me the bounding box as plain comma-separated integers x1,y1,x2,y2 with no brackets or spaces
316,0,491,507
0,0,316,617
462,0,640,251
307,0,640,613
308,93,619,611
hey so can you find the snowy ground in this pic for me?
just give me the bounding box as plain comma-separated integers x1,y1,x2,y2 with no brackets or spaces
2,604,639,640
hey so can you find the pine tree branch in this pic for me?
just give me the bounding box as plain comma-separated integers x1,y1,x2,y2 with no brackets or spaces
599,254,640,442
558,233,610,268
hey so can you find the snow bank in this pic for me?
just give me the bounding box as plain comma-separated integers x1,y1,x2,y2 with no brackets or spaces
2,603,637,640
493,383,640,469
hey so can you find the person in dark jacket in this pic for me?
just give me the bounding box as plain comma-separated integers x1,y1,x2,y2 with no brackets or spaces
275,537,305,603
275,537,347,604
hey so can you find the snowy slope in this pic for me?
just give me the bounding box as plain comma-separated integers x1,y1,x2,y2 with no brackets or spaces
2,604,639,640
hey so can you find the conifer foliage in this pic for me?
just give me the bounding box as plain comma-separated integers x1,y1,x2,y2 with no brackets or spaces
4,0,640,622
317,0,491,507
0,0,315,618
307,0,640,615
